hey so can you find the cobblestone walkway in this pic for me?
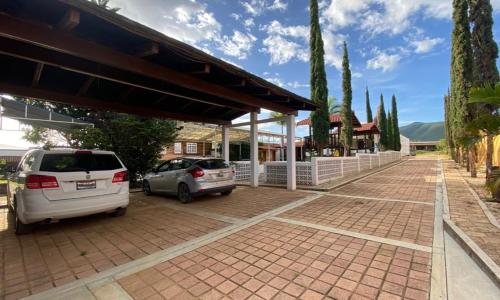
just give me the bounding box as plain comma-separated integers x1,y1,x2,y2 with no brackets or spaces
443,161,500,266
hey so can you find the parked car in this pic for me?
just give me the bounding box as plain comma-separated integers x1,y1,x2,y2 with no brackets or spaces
143,157,235,203
7,149,129,234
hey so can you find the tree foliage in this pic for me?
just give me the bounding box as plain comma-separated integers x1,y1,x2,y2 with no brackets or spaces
387,111,394,150
340,42,353,156
377,95,388,150
366,87,373,123
328,96,341,114
309,0,330,154
450,0,473,160
391,95,401,151
89,0,120,12
23,103,178,185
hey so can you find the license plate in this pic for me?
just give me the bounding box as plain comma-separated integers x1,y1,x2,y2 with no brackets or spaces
77,180,96,190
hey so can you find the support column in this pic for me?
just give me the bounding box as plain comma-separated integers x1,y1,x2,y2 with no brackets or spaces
250,112,259,187
286,114,296,190
222,126,230,164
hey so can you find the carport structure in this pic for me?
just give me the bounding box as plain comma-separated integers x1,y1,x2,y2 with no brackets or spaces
0,0,316,190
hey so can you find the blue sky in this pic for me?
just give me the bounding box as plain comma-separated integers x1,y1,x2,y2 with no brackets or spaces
108,0,499,137
2,0,500,144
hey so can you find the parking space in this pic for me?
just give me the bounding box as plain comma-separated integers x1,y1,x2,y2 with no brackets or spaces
118,219,431,300
279,195,434,247
0,196,228,299
140,186,309,220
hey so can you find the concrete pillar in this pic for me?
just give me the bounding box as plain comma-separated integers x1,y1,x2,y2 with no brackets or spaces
286,114,296,190
250,112,259,187
222,126,230,164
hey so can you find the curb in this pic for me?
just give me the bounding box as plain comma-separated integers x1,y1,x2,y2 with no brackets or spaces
443,217,500,289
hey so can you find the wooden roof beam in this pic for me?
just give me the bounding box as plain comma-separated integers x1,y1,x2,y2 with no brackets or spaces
0,15,294,114
0,82,230,125
0,37,256,113
58,9,80,31
77,76,95,96
131,42,159,57
185,63,211,74
32,63,44,87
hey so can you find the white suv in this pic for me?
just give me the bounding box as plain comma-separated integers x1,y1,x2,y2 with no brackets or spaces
7,149,129,234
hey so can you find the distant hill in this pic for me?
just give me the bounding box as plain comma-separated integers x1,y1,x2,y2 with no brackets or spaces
399,122,445,141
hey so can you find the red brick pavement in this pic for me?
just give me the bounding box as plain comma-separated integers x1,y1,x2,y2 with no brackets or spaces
118,219,431,300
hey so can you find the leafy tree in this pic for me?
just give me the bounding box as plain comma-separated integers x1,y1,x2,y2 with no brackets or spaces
328,96,341,114
387,111,394,150
391,95,401,151
377,94,388,150
309,0,330,155
340,42,353,156
469,0,499,176
23,104,178,186
89,0,120,12
450,0,473,165
366,87,373,123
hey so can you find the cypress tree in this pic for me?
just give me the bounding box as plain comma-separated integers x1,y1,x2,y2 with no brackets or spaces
444,90,455,158
366,87,373,123
309,0,330,155
470,0,499,176
391,95,401,151
377,95,388,151
450,0,473,162
340,42,353,156
387,111,394,150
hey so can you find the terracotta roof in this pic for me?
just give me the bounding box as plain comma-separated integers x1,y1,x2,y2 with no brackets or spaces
297,113,361,127
353,122,380,134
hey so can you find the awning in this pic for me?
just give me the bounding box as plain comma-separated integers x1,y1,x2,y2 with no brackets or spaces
0,96,93,131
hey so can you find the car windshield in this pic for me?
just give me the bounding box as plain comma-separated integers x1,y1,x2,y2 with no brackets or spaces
40,153,123,172
196,159,229,170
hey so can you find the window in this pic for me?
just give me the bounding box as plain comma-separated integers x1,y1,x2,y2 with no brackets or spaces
174,142,182,154
186,143,197,154
39,153,123,172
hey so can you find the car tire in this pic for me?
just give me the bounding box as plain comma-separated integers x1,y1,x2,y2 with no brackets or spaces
221,190,233,196
112,207,127,217
177,183,192,204
14,200,31,235
143,181,152,196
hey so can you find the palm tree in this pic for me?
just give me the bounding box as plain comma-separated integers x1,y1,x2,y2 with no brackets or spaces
270,111,286,161
89,0,120,12
328,96,341,114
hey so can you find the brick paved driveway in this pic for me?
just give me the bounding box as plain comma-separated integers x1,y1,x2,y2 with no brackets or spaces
0,160,438,299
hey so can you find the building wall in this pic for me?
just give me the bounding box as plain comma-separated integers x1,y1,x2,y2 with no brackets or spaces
161,141,212,160
400,135,410,156
476,135,500,166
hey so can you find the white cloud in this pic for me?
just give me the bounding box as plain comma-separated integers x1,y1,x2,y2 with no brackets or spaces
367,50,401,72
321,0,459,36
352,72,363,78
261,35,308,65
410,37,444,54
261,20,309,40
265,76,285,87
112,0,221,45
230,13,241,20
218,31,257,59
287,81,310,89
241,0,288,16
244,18,255,28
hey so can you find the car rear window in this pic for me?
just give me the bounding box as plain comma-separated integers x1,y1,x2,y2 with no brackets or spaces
40,153,123,172
196,159,229,170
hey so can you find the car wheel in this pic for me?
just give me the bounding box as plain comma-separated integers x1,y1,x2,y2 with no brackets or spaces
177,183,192,204
143,181,152,196
111,207,127,217
14,200,31,235
221,190,233,196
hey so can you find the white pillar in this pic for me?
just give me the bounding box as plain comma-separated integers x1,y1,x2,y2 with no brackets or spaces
222,126,230,163
286,114,296,190
250,112,259,187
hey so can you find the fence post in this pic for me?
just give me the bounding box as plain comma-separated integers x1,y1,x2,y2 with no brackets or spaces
311,158,318,186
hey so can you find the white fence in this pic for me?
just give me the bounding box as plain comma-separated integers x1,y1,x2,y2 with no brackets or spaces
233,161,251,180
262,151,402,186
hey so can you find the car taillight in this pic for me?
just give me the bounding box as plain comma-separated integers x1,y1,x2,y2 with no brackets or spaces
26,175,59,189
189,167,205,178
112,171,129,183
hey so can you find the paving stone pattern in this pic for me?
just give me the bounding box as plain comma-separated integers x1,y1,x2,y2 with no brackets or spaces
444,161,500,266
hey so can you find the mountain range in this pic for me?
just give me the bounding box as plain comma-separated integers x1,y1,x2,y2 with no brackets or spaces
399,122,445,141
